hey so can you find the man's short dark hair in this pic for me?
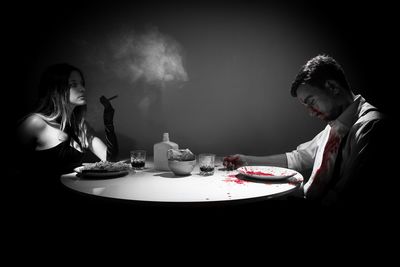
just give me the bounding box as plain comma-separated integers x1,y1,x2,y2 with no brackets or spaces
290,54,351,97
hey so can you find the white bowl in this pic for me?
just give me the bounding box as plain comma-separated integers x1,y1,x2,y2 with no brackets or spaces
168,160,196,176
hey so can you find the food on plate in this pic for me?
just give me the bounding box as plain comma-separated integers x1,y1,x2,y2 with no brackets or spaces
167,148,195,161
80,161,132,172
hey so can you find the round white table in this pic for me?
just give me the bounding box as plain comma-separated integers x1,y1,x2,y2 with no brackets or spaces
60,158,303,206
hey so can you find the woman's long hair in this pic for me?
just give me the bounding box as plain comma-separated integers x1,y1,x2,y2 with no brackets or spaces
34,63,88,150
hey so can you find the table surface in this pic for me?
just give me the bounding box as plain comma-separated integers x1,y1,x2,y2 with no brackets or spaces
60,158,303,204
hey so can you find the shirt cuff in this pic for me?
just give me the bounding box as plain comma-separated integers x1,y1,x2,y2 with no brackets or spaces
286,152,299,170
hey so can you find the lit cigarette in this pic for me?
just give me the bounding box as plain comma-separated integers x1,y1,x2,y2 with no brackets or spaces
107,95,118,101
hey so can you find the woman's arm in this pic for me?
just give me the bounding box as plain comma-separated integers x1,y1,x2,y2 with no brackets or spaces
84,122,107,161
86,127,119,162
86,129,118,162
100,96,119,161
89,135,108,161
86,96,119,161
104,123,119,161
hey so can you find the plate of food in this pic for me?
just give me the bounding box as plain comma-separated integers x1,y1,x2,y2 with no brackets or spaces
74,161,132,178
236,166,297,181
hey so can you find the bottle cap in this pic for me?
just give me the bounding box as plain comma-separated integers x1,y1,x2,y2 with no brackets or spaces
163,132,169,142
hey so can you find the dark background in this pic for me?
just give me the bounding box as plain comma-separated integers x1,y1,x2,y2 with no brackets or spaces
3,0,398,249
5,0,396,160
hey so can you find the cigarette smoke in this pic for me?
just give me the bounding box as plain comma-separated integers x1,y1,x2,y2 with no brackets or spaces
111,28,188,86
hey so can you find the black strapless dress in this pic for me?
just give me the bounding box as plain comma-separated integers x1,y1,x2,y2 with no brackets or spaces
15,141,85,207
33,141,85,176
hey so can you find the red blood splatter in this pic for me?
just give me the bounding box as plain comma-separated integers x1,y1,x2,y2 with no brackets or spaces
233,179,247,184
309,106,325,118
223,175,247,184
313,130,341,185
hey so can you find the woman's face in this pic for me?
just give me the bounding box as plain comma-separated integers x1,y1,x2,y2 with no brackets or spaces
68,70,86,106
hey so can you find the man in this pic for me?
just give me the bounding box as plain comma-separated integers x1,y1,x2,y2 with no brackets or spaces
223,54,389,207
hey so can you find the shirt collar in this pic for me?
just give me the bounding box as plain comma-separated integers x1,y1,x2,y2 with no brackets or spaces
329,94,363,134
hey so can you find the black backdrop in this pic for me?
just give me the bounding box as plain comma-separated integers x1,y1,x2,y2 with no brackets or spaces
5,0,397,135
3,0,398,239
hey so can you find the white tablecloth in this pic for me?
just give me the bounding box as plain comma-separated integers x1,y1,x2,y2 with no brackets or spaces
60,159,303,204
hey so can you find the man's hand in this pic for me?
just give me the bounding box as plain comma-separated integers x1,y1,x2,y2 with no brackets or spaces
223,154,247,170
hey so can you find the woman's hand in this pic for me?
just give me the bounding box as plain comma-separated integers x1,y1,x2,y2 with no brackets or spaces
223,154,247,170
100,95,115,125
99,95,119,161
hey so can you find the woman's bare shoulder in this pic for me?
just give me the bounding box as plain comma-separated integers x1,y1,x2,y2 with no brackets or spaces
18,113,48,132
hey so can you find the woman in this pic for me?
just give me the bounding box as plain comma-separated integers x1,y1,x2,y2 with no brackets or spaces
16,63,119,178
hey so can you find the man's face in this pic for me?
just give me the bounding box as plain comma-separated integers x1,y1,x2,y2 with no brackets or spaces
296,83,339,122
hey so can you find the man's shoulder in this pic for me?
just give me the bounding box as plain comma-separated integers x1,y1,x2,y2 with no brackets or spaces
348,105,390,144
352,99,386,129
358,100,385,122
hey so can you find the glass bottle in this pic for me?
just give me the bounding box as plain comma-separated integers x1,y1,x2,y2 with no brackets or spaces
153,133,179,171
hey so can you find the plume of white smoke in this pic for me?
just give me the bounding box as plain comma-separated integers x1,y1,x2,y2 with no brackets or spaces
111,28,188,86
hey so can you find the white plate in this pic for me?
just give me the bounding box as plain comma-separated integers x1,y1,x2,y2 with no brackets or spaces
237,166,297,181
74,166,129,179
